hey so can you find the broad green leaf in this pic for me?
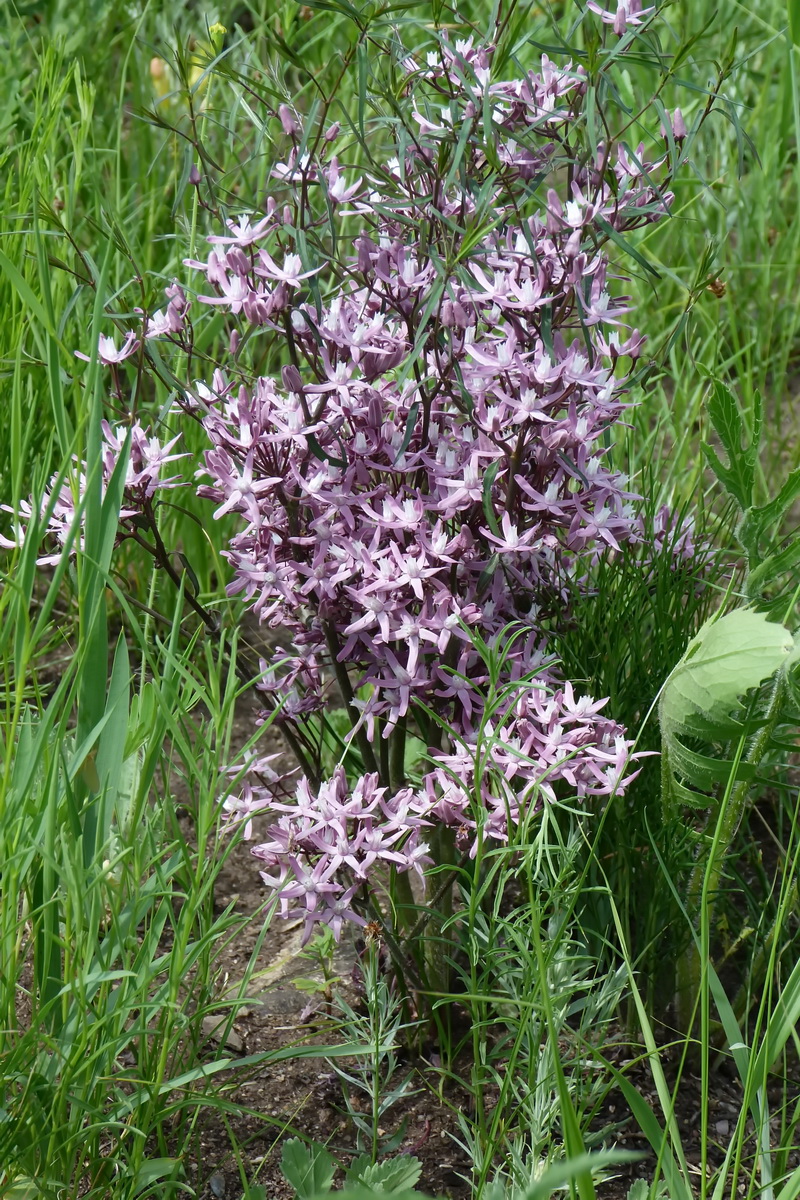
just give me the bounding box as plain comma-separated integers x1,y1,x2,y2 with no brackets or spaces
666,739,755,791
661,610,793,732
129,1158,182,1188
660,609,793,814
282,1138,336,1200
668,778,724,810
345,1154,423,1193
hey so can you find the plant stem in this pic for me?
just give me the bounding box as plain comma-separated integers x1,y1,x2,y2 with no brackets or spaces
389,716,407,791
323,622,381,778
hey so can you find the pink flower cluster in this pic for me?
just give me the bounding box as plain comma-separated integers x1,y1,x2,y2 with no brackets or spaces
163,37,677,937
17,27,693,942
251,767,432,942
0,420,186,565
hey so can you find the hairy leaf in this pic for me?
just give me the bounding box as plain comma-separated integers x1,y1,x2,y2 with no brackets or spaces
660,609,794,811
661,609,793,732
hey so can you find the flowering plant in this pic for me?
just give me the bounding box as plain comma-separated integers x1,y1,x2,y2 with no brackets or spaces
5,7,714,992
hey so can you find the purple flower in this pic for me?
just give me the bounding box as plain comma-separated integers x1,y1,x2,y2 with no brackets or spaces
256,251,321,287
67,19,697,943
208,213,274,248
1,421,187,564
75,331,139,365
586,0,655,36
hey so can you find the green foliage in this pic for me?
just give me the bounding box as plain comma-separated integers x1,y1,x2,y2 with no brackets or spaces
282,1139,338,1199
701,380,800,608
661,609,793,728
344,1155,423,1193
660,608,794,809
278,1137,424,1200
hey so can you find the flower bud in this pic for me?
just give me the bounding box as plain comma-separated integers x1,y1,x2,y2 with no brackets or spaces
279,104,299,137
282,364,304,394
209,23,226,54
452,301,469,329
243,293,269,325
226,248,250,277
356,234,375,274
165,281,186,308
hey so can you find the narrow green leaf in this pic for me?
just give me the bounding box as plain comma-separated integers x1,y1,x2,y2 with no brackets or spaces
482,460,501,536
0,247,55,339
594,214,660,279
788,0,800,47
394,401,420,465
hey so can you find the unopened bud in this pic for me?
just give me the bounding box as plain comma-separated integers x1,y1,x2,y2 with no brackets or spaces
165,281,186,308
564,228,582,259
272,281,289,312
324,121,340,142
226,248,248,278
281,364,304,394
209,23,226,54
243,293,269,326
189,163,201,186
661,108,687,142
279,104,299,137
452,301,469,329
356,234,375,274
